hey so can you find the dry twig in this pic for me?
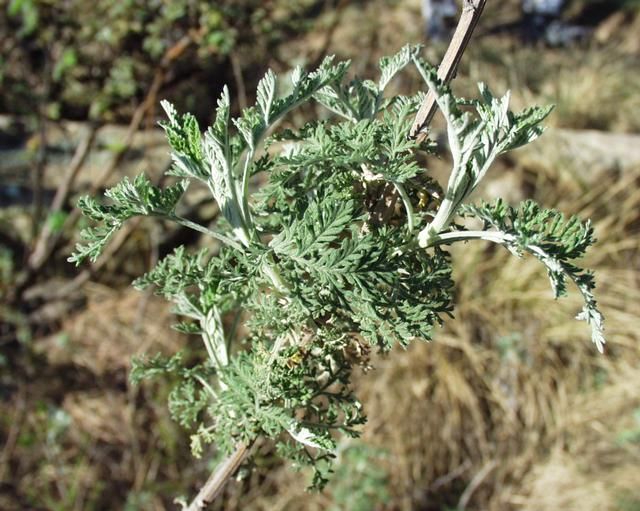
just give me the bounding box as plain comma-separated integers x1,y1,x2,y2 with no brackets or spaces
28,124,99,271
185,443,250,511
411,0,487,142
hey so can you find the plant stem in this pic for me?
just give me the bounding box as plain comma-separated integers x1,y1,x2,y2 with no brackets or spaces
262,255,289,294
394,182,415,233
410,0,487,141
170,215,244,251
185,443,250,511
185,258,291,510
426,229,514,247
412,0,487,246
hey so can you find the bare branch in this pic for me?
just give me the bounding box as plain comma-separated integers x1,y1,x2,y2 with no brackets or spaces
185,443,250,511
411,0,487,141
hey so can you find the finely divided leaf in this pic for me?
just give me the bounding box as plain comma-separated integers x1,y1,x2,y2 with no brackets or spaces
160,100,207,180
68,175,186,265
378,44,417,91
257,69,277,124
460,199,605,352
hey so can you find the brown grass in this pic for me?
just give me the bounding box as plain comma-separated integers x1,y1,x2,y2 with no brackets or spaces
1,287,191,510
37,283,183,375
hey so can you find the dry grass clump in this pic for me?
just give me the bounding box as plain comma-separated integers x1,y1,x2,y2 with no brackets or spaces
63,391,133,445
462,41,640,133
36,283,182,375
518,367,640,511
537,51,640,132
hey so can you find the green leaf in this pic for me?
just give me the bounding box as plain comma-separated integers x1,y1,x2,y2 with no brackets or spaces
378,44,418,91
413,55,552,239
53,48,77,82
160,101,207,180
270,195,355,258
460,199,605,352
130,352,185,385
68,175,186,265
256,69,277,123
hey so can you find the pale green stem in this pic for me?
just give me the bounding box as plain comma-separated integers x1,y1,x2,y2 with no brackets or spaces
205,307,228,366
425,229,514,247
417,196,458,247
195,375,218,400
394,182,415,233
418,144,500,247
262,254,289,294
169,214,244,251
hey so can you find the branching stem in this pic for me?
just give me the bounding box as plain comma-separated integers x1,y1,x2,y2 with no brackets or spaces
169,215,244,251
426,229,515,247
394,182,415,233
410,0,487,140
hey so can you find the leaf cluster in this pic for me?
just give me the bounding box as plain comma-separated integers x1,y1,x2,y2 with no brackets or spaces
460,199,605,352
70,45,606,490
69,175,185,264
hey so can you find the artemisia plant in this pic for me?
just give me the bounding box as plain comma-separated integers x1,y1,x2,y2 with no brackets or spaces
70,44,604,505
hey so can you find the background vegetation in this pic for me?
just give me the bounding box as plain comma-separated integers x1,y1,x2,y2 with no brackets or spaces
1,0,639,509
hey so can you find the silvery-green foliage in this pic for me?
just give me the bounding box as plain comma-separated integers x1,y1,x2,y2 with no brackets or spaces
70,44,605,489
68,175,186,264
457,200,605,352
412,56,553,243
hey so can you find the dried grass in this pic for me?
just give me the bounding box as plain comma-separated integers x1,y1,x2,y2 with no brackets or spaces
354,165,640,510
37,283,182,375
463,42,640,133
63,391,133,445
4,286,190,509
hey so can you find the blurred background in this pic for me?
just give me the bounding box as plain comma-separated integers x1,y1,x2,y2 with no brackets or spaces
1,0,639,509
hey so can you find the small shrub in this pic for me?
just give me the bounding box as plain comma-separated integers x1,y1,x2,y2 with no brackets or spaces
70,45,605,499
